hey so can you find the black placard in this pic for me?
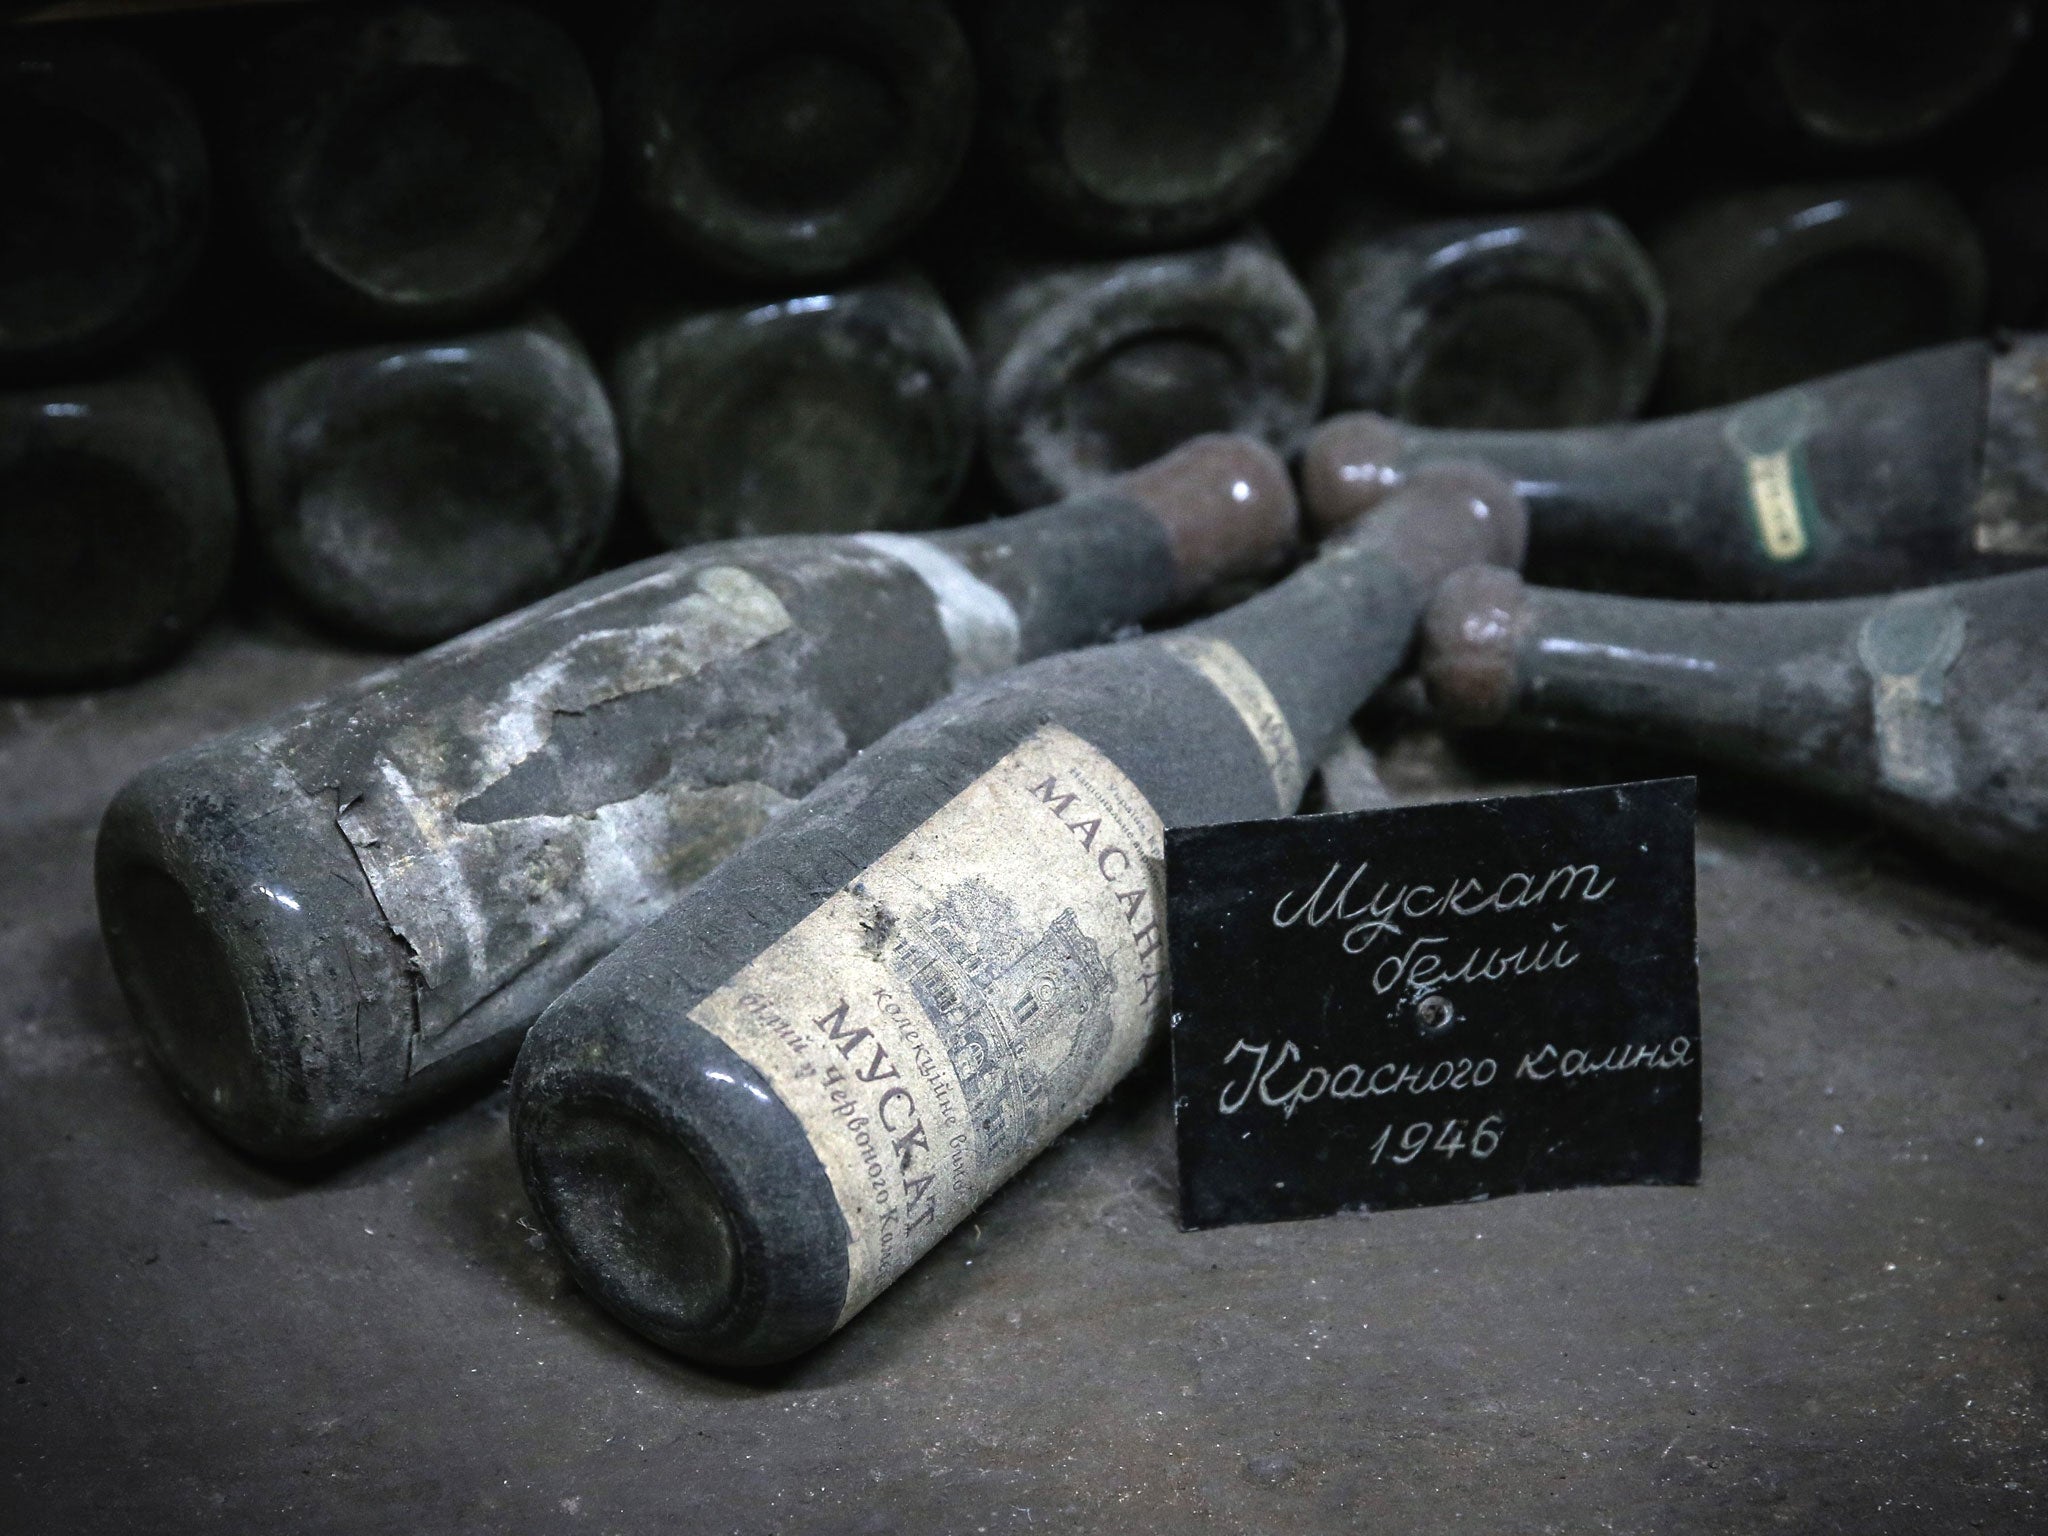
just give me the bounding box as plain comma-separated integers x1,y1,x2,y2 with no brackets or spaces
1167,779,1700,1231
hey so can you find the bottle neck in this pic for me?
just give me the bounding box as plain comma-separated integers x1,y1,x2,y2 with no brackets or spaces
1502,585,1881,786
1179,526,1427,773
1385,339,1993,598
922,492,1180,660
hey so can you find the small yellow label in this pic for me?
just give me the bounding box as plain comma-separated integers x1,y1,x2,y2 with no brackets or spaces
1744,449,1810,562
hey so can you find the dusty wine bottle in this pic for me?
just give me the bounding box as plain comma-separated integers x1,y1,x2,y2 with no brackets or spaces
0,39,208,372
1650,179,1986,411
1712,0,2031,151
1,359,236,690
1421,563,2048,900
1300,335,2048,601
96,435,1298,1162
614,273,977,548
1311,207,1666,429
969,0,1345,246
972,230,1324,507
612,0,973,281
1345,0,1712,201
509,462,1527,1364
240,315,621,648
236,0,601,324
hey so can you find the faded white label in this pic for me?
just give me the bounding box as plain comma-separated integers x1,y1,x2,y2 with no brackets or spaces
1857,594,1968,802
855,533,1022,685
1163,635,1304,811
1970,488,2048,555
687,725,1166,1323
337,564,808,1070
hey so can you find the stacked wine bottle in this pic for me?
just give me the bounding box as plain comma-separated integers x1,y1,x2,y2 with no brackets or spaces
12,0,2044,1365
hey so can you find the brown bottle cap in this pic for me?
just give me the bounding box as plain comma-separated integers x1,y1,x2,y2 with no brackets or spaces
1300,412,1409,536
1337,460,1528,593
1114,433,1299,601
1420,564,1530,724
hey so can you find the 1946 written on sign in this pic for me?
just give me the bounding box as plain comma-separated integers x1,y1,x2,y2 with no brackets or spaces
1166,779,1701,1231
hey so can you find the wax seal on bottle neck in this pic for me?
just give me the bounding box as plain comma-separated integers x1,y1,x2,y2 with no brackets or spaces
1297,412,1411,537
1113,433,1298,600
1342,464,1529,594
1420,564,1531,724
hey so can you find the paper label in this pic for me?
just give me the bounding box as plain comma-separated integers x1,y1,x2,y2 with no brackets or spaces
1857,594,1968,802
1742,451,1811,561
1724,392,1819,563
1162,635,1304,812
337,563,804,1070
854,533,1022,686
686,725,1167,1322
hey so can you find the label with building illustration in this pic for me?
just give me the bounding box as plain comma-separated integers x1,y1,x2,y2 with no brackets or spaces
1723,391,1820,563
686,724,1168,1323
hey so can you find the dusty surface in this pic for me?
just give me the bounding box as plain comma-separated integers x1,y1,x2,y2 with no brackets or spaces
3,629,2044,1534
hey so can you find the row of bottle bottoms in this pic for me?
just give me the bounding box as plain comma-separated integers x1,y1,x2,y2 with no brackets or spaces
96,393,2048,1363
5,193,2022,691
10,0,2043,375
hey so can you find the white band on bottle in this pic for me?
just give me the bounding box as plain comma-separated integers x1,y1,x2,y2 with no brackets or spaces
857,533,1024,686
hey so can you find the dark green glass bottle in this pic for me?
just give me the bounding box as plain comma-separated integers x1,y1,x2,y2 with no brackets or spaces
1303,337,2048,600
97,436,1298,1162
1422,561,2048,901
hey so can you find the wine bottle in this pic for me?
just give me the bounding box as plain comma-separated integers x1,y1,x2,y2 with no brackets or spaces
0,38,208,372
1346,0,1712,201
1420,563,2048,900
1712,0,2031,152
972,230,1324,507
1306,726,1396,814
96,435,1298,1163
614,272,977,548
1,359,236,690
612,0,973,281
969,0,1345,246
509,463,1527,1364
239,315,621,649
236,0,601,324
1300,336,2048,601
1312,207,1666,429
1650,179,1986,411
